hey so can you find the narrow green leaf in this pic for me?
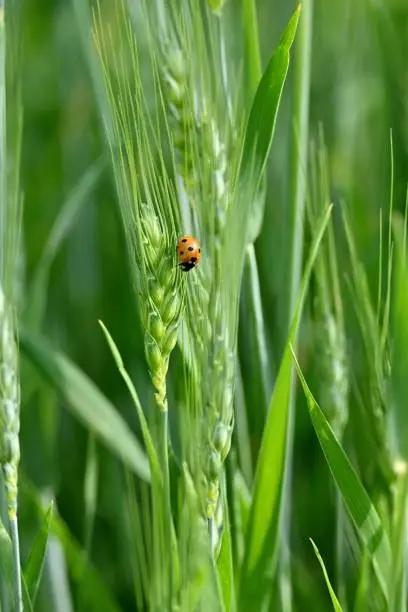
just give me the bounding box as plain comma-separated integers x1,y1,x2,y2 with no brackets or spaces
23,502,54,606
98,320,162,483
293,354,391,605
239,4,301,243
23,482,121,612
240,244,271,418
20,329,150,483
27,159,105,329
217,476,235,612
310,539,343,612
238,205,332,610
234,471,251,543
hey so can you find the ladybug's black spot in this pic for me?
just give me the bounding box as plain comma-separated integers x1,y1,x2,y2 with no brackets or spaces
188,246,194,252
182,238,187,243
180,261,195,271
190,257,197,263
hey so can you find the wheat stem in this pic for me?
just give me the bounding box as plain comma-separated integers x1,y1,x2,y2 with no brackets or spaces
281,0,314,607
9,515,22,612
158,409,172,607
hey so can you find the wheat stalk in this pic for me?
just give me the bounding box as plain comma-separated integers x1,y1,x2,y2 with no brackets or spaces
0,1,23,608
157,4,240,556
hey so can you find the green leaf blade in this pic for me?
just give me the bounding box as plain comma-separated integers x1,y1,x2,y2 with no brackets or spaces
239,4,301,244
20,329,150,483
23,501,54,606
310,539,343,612
293,354,391,605
238,205,332,610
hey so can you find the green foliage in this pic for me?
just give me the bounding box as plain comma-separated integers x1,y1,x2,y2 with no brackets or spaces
310,539,343,612
240,4,301,244
23,501,53,606
1,0,408,609
294,353,392,605
238,205,332,611
20,329,150,482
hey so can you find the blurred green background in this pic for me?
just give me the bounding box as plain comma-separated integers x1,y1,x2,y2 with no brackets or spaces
14,0,408,610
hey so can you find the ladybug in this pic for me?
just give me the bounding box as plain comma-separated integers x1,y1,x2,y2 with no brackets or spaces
176,235,201,272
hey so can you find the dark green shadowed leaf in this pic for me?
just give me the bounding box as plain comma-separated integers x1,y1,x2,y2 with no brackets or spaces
238,205,332,611
293,353,391,605
20,329,150,483
23,501,54,606
310,539,343,612
239,4,301,244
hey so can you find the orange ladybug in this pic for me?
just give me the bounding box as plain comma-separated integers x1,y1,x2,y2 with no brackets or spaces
176,235,201,272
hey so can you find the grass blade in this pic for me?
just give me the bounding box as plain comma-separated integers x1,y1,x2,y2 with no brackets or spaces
23,501,54,606
310,539,343,612
98,320,162,482
293,353,391,605
23,481,121,612
239,3,301,244
239,244,271,419
238,205,332,610
27,159,105,329
20,328,150,483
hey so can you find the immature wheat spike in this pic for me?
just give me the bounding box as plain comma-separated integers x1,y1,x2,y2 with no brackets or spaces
161,33,234,553
318,312,348,437
162,45,200,201
139,204,182,412
205,334,234,531
0,286,20,520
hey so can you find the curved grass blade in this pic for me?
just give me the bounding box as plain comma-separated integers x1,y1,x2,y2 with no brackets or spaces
239,4,301,244
27,159,105,329
293,353,391,605
238,205,332,611
310,539,343,612
20,329,150,483
98,320,162,483
23,501,54,607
